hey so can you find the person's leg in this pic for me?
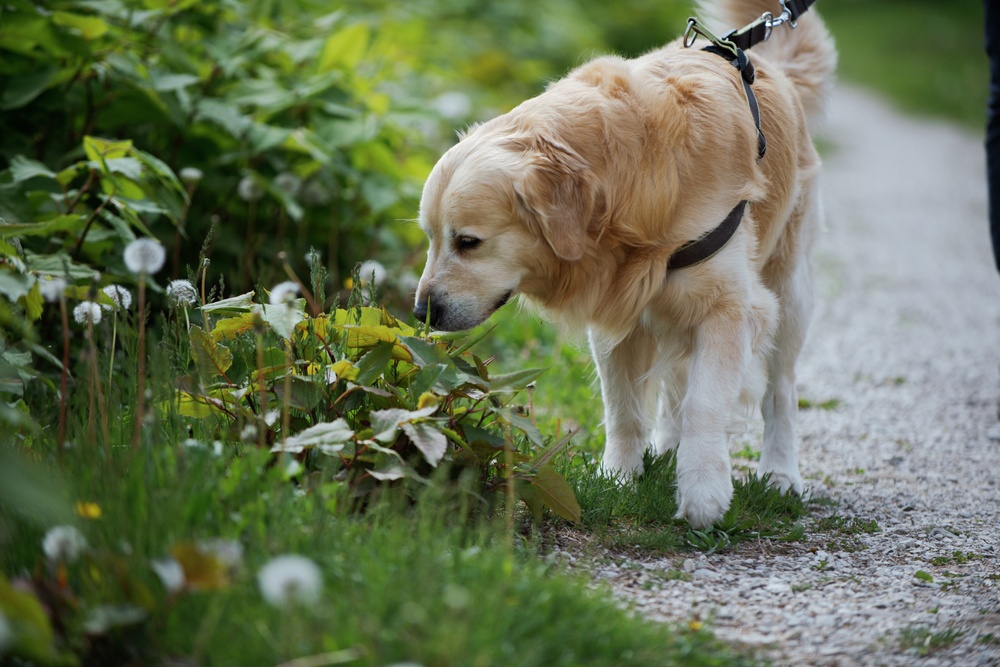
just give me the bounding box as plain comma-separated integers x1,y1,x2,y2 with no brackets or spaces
985,0,1000,272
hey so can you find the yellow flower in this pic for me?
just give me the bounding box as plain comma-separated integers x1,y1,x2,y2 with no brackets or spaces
688,620,703,631
75,502,101,519
344,277,354,289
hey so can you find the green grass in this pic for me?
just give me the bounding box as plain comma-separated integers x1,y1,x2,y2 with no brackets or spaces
822,0,987,128
897,626,966,656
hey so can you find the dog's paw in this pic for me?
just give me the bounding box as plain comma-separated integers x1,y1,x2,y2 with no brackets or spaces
675,470,734,529
760,467,804,496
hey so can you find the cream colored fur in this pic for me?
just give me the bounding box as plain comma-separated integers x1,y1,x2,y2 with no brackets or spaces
414,0,837,528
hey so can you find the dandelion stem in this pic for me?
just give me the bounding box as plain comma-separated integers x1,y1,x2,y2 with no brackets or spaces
132,275,147,449
108,312,118,392
58,295,70,453
256,328,267,449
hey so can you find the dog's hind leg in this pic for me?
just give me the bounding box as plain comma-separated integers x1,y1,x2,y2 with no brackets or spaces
759,190,820,495
590,326,658,479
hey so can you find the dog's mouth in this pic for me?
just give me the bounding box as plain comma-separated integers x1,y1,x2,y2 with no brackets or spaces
493,291,513,312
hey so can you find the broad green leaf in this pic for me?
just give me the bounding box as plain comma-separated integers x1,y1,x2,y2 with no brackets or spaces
23,251,99,281
515,478,544,522
8,156,56,183
189,326,233,379
51,11,109,40
0,66,58,110
83,136,133,162
370,405,437,444
0,575,59,662
318,23,369,72
354,340,395,385
200,291,256,315
0,215,85,238
211,313,256,341
272,418,354,455
401,420,447,467
488,367,547,392
0,271,34,302
530,465,582,524
493,408,544,447
176,391,227,418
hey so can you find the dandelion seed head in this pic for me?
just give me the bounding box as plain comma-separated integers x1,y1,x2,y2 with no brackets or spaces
237,176,264,202
42,525,87,563
101,284,132,311
268,281,300,305
240,423,257,443
39,277,66,303
198,538,244,571
124,238,166,275
152,557,185,593
257,554,323,608
166,279,198,306
73,302,102,325
301,179,332,207
179,167,203,184
357,260,386,287
274,172,302,198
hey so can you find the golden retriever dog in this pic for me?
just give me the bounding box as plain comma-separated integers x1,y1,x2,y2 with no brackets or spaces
414,0,836,527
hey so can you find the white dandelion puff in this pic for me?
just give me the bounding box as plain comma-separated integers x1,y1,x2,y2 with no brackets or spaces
237,176,264,202
123,238,166,275
166,279,198,306
268,281,300,305
151,558,185,593
198,538,244,571
239,423,257,443
101,284,132,311
179,167,203,184
42,525,87,563
357,260,386,287
39,277,66,303
274,172,303,198
73,302,102,325
257,554,323,608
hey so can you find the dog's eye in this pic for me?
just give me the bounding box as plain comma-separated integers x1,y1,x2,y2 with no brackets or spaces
455,235,482,252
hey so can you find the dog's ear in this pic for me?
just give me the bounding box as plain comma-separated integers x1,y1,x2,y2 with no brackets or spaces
511,136,595,262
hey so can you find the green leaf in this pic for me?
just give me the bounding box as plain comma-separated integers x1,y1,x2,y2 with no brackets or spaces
318,23,369,72
272,418,354,455
51,11,110,40
914,570,934,583
493,408,544,447
354,340,395,385
176,391,228,418
0,575,59,662
0,215,86,238
530,465,581,524
8,155,56,183
488,367,547,392
83,136,133,163
0,271,34,302
200,291,256,315
402,420,447,467
189,326,233,379
0,66,59,110
370,405,437,444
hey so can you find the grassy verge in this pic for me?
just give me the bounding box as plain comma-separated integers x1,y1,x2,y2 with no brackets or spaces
821,0,987,129
2,445,749,666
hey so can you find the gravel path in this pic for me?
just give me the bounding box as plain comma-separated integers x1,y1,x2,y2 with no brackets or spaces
574,86,1000,665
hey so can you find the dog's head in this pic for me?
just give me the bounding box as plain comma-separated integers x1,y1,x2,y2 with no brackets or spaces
413,128,598,331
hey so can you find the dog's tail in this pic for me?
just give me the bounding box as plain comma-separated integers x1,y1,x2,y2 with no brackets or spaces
696,0,837,125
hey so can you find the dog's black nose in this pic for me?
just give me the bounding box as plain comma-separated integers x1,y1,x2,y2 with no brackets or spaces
413,296,443,328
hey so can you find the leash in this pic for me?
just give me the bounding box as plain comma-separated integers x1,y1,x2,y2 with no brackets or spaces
666,0,818,271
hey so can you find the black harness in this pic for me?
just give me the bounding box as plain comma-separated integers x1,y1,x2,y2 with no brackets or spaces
666,0,818,271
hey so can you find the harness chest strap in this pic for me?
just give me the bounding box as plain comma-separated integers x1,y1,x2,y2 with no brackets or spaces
666,0,819,270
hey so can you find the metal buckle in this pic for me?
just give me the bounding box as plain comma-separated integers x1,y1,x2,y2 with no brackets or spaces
683,17,740,60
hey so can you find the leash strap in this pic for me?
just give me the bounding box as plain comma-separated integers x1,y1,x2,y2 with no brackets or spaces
668,0,818,271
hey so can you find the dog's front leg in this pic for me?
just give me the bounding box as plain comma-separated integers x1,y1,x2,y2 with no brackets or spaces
590,326,657,479
675,310,754,528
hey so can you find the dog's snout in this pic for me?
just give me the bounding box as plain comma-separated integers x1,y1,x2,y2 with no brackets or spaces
413,295,444,328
